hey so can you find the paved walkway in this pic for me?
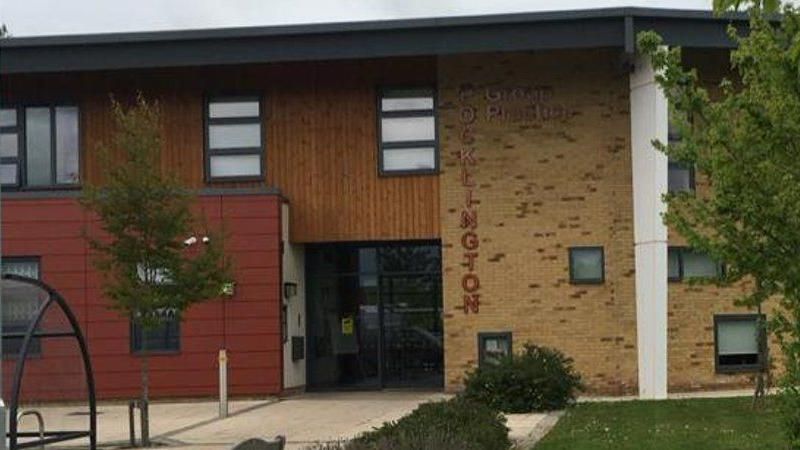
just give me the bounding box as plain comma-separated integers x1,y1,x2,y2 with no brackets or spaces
20,390,552,449
26,391,445,449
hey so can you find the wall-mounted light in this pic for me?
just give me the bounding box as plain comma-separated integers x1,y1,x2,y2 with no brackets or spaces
284,282,298,299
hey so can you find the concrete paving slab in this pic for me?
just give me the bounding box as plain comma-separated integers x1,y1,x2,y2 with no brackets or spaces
18,391,447,449
16,391,571,449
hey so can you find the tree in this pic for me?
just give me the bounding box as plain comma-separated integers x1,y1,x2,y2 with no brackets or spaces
81,95,231,447
639,0,800,446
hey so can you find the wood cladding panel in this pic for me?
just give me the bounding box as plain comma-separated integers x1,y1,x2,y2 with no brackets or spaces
1,58,441,243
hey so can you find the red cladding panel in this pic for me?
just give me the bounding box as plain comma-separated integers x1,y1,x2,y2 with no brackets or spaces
1,193,283,400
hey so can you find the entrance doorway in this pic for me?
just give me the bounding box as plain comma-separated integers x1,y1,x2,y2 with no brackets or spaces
306,242,443,389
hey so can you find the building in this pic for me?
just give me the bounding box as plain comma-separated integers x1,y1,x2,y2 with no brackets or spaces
0,7,769,402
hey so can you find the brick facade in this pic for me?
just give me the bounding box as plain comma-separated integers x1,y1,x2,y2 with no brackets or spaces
438,49,639,395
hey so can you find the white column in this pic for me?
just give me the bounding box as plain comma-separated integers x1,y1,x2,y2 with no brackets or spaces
630,52,669,400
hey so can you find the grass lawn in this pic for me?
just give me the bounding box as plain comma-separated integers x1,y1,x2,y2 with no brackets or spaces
534,396,785,450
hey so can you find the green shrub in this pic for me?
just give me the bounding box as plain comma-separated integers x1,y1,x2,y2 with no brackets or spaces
778,385,800,449
305,397,510,450
463,343,583,413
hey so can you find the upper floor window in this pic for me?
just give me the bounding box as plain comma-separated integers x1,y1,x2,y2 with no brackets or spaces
205,96,263,181
667,119,695,193
0,106,80,188
378,87,438,175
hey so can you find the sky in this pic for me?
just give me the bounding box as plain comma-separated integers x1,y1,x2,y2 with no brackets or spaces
0,0,716,37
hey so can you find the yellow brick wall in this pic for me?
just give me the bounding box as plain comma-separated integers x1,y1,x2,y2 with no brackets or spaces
437,49,639,395
667,51,780,391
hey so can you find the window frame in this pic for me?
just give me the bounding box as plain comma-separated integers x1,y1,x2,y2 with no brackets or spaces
203,94,265,183
130,314,181,355
2,256,43,359
568,246,605,285
714,313,767,374
477,331,513,367
667,160,696,194
377,86,439,176
668,246,722,282
0,104,82,191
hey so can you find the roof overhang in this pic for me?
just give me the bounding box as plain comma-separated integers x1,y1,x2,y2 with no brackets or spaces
0,7,749,75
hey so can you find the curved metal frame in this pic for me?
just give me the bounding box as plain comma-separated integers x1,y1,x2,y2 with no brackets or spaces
3,274,97,450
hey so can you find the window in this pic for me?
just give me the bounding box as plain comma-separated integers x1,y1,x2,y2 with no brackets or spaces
715,314,765,373
667,119,695,193
131,309,180,353
568,247,605,284
668,247,721,281
205,96,263,180
2,257,42,357
378,87,438,174
0,106,79,188
668,161,695,193
478,332,512,367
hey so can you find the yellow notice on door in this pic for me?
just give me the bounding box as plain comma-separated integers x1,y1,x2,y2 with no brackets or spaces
341,317,354,335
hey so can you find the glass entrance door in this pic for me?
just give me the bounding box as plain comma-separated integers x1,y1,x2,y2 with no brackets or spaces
381,274,443,387
306,242,443,390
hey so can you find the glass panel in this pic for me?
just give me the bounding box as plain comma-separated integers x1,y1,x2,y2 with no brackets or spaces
0,109,16,127
379,245,441,273
381,116,435,143
683,250,718,278
306,275,380,388
668,162,693,193
0,133,18,157
1,278,47,357
718,319,759,355
209,154,261,178
481,335,512,365
381,274,443,387
25,107,52,186
358,248,378,287
0,163,17,185
133,319,180,352
55,107,80,184
209,101,260,118
668,248,681,280
382,147,435,172
381,97,434,111
208,123,261,149
2,260,40,279
571,248,603,281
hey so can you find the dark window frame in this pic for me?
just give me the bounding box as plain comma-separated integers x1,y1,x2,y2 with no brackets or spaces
477,332,513,367
0,104,82,191
668,160,696,193
568,246,605,285
377,86,439,176
2,256,43,359
203,94,265,183
130,314,181,355
668,246,722,282
714,313,767,374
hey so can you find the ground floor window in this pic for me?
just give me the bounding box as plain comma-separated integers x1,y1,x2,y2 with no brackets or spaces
714,314,765,373
2,257,42,357
478,332,512,367
131,311,180,353
306,241,443,389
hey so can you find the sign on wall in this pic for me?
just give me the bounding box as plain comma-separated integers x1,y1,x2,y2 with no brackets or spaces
454,84,569,314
